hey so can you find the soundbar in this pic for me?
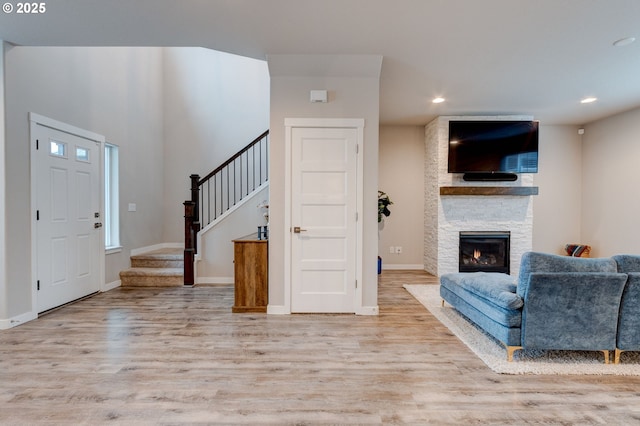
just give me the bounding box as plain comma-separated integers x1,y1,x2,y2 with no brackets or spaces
463,172,518,182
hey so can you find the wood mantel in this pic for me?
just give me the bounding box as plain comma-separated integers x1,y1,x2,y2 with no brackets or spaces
439,186,539,196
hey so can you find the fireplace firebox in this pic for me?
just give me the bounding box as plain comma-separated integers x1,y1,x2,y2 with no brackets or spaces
459,231,510,274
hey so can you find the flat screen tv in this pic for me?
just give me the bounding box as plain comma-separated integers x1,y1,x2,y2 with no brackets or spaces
448,120,539,175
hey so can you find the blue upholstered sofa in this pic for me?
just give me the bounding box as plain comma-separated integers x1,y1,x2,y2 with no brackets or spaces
440,252,631,363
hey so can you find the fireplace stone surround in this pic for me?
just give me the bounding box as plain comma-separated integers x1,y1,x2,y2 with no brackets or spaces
424,116,535,277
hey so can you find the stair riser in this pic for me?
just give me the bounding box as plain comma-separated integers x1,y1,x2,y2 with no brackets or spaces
131,259,184,268
121,275,183,287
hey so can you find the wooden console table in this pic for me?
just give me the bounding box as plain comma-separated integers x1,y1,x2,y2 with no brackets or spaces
232,234,268,313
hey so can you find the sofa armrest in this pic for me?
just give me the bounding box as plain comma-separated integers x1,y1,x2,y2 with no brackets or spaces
521,272,627,350
617,272,640,351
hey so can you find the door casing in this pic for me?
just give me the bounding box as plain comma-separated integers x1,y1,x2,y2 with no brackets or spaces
283,118,364,314
29,113,105,315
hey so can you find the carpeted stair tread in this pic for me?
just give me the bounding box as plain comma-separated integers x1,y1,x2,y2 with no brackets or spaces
130,248,183,261
130,248,184,269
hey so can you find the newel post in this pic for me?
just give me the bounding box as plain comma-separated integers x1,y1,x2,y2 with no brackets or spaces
189,174,201,255
190,174,200,223
183,174,201,286
184,201,196,286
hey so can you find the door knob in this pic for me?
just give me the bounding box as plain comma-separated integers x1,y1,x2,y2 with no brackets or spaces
293,226,307,233
94,222,103,229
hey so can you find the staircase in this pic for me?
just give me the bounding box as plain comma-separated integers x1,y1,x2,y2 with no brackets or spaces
184,129,269,285
119,248,184,287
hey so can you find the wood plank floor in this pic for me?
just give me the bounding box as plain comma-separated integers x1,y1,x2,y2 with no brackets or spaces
2,270,640,425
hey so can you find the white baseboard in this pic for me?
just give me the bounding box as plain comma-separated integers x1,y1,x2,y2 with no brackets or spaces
382,264,425,270
196,277,234,285
266,305,378,315
0,310,38,330
103,280,121,291
267,305,290,315
356,305,379,315
130,242,182,256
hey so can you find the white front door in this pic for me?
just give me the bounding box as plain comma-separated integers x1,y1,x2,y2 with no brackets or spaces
290,126,358,313
32,120,102,313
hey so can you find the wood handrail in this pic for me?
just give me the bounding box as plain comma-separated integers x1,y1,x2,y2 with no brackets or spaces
198,130,269,185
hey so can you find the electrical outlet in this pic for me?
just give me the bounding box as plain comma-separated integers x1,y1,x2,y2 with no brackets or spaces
395,246,403,254
389,246,395,254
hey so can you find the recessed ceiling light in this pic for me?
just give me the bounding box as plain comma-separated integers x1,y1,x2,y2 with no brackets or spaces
581,97,598,104
432,97,445,104
613,37,636,47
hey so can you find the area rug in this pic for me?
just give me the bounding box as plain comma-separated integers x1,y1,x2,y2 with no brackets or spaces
404,284,640,375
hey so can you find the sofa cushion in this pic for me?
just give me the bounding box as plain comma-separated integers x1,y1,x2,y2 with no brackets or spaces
517,252,618,298
440,272,522,328
612,254,640,273
440,284,522,346
440,272,521,310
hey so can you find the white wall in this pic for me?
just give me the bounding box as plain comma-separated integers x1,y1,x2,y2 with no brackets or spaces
267,54,382,313
197,185,269,282
378,126,424,268
581,107,640,257
532,125,582,254
162,48,270,243
3,46,164,319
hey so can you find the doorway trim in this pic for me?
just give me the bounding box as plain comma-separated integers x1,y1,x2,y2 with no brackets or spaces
283,118,365,314
29,113,106,316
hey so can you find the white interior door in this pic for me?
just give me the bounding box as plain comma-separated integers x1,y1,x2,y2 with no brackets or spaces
290,126,358,313
33,122,102,313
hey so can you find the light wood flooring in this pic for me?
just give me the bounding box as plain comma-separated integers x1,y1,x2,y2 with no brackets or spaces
2,270,640,425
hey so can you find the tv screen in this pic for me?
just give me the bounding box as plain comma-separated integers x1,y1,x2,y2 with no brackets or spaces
448,120,539,173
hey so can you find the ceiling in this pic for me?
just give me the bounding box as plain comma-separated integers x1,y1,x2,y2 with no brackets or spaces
1,0,639,126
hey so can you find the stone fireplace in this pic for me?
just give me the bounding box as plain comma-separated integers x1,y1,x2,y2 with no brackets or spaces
459,231,510,274
424,115,535,277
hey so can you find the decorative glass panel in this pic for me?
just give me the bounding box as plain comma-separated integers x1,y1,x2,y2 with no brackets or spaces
50,140,67,158
76,146,90,162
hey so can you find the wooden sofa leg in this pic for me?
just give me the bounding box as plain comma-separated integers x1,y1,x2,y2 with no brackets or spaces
615,349,623,364
505,345,523,362
602,350,611,364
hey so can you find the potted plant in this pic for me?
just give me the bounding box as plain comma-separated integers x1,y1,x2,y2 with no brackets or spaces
378,190,393,223
377,190,393,274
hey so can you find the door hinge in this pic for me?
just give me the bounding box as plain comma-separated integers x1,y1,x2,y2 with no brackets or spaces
36,210,40,220
356,144,359,154
36,139,39,150
355,279,358,289
355,212,358,222
37,280,40,291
